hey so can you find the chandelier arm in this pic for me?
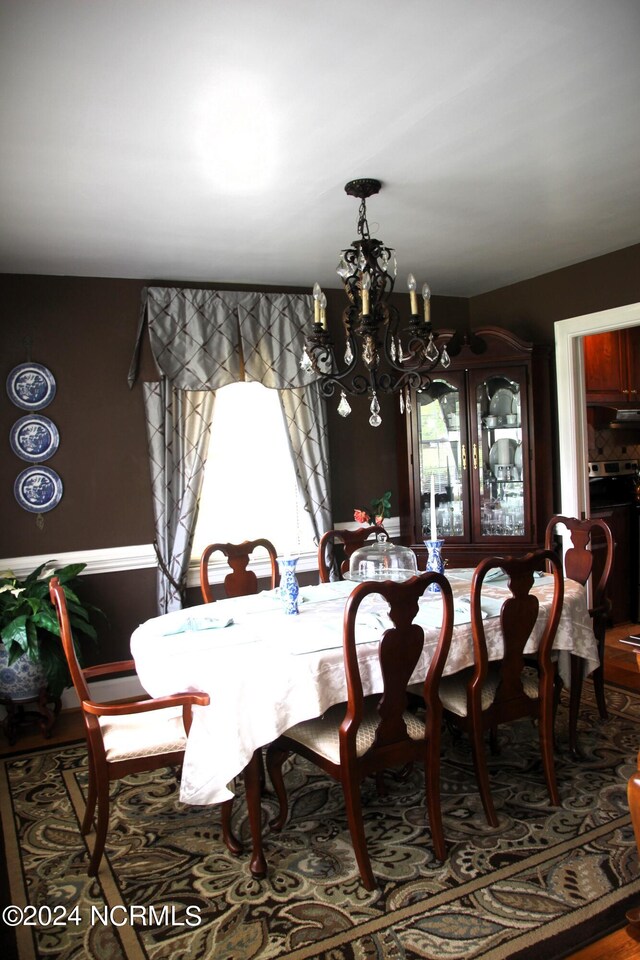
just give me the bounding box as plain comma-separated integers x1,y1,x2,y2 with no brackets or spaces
372,369,430,394
317,373,371,399
306,341,336,376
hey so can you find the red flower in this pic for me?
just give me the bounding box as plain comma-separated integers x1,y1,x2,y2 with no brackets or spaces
354,509,370,524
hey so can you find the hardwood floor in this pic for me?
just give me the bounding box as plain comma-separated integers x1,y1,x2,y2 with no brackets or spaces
2,623,640,958
567,622,640,960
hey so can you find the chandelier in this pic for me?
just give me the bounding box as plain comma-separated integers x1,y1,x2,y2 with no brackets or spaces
300,178,450,427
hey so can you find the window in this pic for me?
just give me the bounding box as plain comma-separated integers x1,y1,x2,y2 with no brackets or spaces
192,381,316,562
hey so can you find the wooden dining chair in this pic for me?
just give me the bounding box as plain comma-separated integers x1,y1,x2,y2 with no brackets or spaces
317,525,388,583
544,515,614,723
48,577,238,875
199,538,279,603
266,571,454,890
438,550,564,828
199,537,280,841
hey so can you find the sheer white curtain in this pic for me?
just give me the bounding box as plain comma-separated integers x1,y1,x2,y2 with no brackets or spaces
191,382,316,559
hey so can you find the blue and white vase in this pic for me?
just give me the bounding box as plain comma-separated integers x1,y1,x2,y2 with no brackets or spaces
424,539,445,592
278,556,300,615
0,643,47,701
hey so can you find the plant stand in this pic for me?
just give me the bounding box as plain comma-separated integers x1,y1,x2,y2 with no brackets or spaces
0,685,61,746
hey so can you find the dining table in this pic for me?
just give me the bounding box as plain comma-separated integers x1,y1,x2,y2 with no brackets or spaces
130,569,598,878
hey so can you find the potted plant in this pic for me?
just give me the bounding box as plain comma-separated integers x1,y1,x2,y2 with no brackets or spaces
0,561,102,701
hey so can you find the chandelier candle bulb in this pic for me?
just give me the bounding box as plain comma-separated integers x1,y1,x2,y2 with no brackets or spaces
430,473,438,539
422,282,431,324
313,282,322,324
408,274,419,315
319,292,327,328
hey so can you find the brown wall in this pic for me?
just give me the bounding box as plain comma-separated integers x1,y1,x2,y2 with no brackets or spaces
469,244,640,343
1,275,155,555
0,273,467,664
2,243,638,666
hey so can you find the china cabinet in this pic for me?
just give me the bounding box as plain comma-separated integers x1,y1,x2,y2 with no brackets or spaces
398,328,553,568
583,327,640,404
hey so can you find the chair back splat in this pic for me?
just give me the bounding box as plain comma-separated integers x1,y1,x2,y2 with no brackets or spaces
318,525,388,583
544,515,614,725
267,570,454,890
200,538,279,603
439,550,564,828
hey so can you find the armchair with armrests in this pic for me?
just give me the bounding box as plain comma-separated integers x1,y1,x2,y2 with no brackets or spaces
438,550,564,828
318,525,388,583
48,577,237,876
199,538,279,603
266,571,454,891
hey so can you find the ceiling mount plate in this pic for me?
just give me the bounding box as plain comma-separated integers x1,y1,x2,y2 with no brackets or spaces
344,178,382,200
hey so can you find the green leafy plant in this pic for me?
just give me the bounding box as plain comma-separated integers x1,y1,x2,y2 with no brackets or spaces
353,491,392,526
0,561,102,698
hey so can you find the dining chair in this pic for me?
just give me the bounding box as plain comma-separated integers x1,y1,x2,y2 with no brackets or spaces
48,576,239,875
199,537,280,834
317,525,388,583
438,550,564,828
544,515,614,724
199,538,279,603
266,571,454,891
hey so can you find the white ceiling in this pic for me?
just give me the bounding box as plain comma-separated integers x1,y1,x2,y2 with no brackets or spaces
1,0,639,297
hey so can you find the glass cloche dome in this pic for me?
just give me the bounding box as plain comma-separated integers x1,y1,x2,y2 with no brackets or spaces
345,533,418,582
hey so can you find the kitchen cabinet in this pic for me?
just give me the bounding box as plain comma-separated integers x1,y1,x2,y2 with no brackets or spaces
584,327,640,404
398,328,553,568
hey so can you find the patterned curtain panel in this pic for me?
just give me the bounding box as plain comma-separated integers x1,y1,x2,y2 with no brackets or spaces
279,385,331,545
135,286,332,612
143,380,214,613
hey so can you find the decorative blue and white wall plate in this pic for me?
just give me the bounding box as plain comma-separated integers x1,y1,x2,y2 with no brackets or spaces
10,414,60,462
14,466,63,513
6,362,57,411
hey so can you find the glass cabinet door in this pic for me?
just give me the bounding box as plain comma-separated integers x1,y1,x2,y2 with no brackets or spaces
470,370,528,541
415,374,469,541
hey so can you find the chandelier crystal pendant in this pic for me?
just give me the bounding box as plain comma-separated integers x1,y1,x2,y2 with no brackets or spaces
301,178,451,426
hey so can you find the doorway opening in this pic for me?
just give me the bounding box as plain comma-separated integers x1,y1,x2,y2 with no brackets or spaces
554,302,640,520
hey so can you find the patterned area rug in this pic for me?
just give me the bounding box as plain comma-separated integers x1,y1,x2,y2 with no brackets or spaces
2,685,640,960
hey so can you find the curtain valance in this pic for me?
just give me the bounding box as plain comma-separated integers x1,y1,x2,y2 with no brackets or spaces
129,286,316,390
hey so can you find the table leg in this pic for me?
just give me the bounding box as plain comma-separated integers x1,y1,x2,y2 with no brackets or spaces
568,653,584,758
243,749,267,879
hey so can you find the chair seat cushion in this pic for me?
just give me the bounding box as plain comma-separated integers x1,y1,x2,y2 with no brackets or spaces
280,697,426,765
99,706,187,761
437,665,539,717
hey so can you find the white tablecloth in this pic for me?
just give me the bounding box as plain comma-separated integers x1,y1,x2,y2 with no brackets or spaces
130,574,595,805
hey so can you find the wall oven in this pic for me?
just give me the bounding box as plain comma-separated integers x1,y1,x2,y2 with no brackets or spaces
588,459,639,624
